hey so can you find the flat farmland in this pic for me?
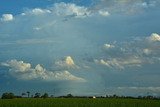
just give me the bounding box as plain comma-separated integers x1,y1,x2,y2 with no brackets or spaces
0,98,160,107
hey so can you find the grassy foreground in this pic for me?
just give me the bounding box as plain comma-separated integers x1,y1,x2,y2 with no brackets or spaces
0,98,160,107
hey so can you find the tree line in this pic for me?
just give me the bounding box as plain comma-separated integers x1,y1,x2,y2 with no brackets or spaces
1,92,49,99
1,92,160,100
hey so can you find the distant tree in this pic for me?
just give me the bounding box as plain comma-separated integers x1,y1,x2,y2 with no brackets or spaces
26,91,30,98
113,94,118,98
1,92,15,99
66,94,73,98
41,93,49,98
34,93,41,98
146,95,154,99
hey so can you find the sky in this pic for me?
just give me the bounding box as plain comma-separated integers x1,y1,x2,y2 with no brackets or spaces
0,0,160,97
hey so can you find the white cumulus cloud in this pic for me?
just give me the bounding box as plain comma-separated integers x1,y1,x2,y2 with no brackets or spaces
1,59,85,82
1,59,31,72
98,9,110,16
147,33,160,42
103,43,115,49
95,57,142,70
1,14,14,22
55,56,79,69
51,2,90,18
24,8,51,15
95,33,160,70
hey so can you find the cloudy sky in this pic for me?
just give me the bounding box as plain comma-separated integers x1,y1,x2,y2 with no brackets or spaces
0,0,160,97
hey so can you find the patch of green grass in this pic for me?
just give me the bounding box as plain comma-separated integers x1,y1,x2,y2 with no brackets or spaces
0,98,160,107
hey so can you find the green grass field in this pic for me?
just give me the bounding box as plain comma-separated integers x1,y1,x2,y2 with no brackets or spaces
0,98,160,107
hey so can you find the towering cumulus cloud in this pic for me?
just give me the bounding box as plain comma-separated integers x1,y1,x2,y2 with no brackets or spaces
147,33,160,42
1,60,85,82
55,56,79,69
